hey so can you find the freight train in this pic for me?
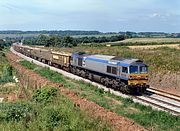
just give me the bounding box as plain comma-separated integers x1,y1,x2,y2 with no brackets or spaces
13,44,149,93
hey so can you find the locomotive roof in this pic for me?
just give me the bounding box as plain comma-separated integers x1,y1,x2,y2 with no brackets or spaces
89,55,115,60
88,54,142,64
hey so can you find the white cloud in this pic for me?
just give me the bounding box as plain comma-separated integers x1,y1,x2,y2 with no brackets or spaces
117,18,127,22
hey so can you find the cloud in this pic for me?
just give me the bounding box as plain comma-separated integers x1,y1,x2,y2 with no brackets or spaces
117,18,128,22
149,12,173,21
150,13,161,18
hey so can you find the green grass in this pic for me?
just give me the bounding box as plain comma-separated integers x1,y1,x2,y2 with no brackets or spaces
0,86,111,131
20,60,39,70
19,60,180,131
0,51,14,84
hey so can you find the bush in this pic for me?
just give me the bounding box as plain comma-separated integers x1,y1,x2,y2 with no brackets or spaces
0,103,31,122
42,108,64,130
32,86,58,104
0,64,14,84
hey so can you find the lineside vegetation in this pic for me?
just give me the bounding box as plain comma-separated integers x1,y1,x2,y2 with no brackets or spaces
0,86,111,130
18,60,180,131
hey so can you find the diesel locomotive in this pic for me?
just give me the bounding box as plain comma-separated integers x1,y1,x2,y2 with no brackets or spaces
13,44,149,93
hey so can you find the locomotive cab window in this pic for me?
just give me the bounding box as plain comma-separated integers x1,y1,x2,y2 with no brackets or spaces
130,66,138,74
107,66,111,73
140,66,148,74
122,67,128,73
107,66,117,75
112,67,117,75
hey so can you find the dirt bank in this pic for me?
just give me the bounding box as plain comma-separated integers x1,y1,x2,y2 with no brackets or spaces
149,71,180,95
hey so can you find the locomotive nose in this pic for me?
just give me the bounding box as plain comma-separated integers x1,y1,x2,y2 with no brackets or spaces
128,74,148,86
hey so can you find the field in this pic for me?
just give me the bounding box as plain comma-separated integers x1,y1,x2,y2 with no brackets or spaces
72,33,119,38
83,38,180,47
119,38,180,43
128,44,180,49
0,34,40,39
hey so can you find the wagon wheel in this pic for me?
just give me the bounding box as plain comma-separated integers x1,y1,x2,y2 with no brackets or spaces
100,78,105,84
104,78,109,87
112,80,117,90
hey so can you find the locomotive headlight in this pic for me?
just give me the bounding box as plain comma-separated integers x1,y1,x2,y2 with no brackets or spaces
128,75,134,80
144,75,148,80
129,75,133,79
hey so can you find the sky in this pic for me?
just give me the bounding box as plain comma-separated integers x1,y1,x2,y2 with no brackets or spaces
0,0,180,32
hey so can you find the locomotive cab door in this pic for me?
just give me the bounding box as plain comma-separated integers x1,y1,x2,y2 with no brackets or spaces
78,58,83,66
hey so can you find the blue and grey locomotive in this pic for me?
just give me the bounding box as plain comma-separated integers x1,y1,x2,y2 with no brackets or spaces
70,52,149,93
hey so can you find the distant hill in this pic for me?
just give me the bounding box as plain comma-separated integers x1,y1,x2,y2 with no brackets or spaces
0,30,102,36
0,30,180,40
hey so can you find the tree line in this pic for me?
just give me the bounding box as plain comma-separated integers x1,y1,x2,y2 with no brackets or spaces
0,30,101,36
0,39,12,50
23,35,125,47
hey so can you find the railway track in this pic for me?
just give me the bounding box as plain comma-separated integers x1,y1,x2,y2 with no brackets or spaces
11,47,180,115
148,88,180,102
134,89,180,115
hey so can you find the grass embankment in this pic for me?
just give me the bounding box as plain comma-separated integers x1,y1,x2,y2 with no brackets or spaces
0,50,15,95
19,60,180,131
0,50,14,84
0,86,111,130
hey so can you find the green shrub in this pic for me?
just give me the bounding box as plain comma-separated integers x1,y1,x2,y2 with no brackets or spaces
0,64,14,84
32,86,58,104
43,108,62,130
0,103,31,122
